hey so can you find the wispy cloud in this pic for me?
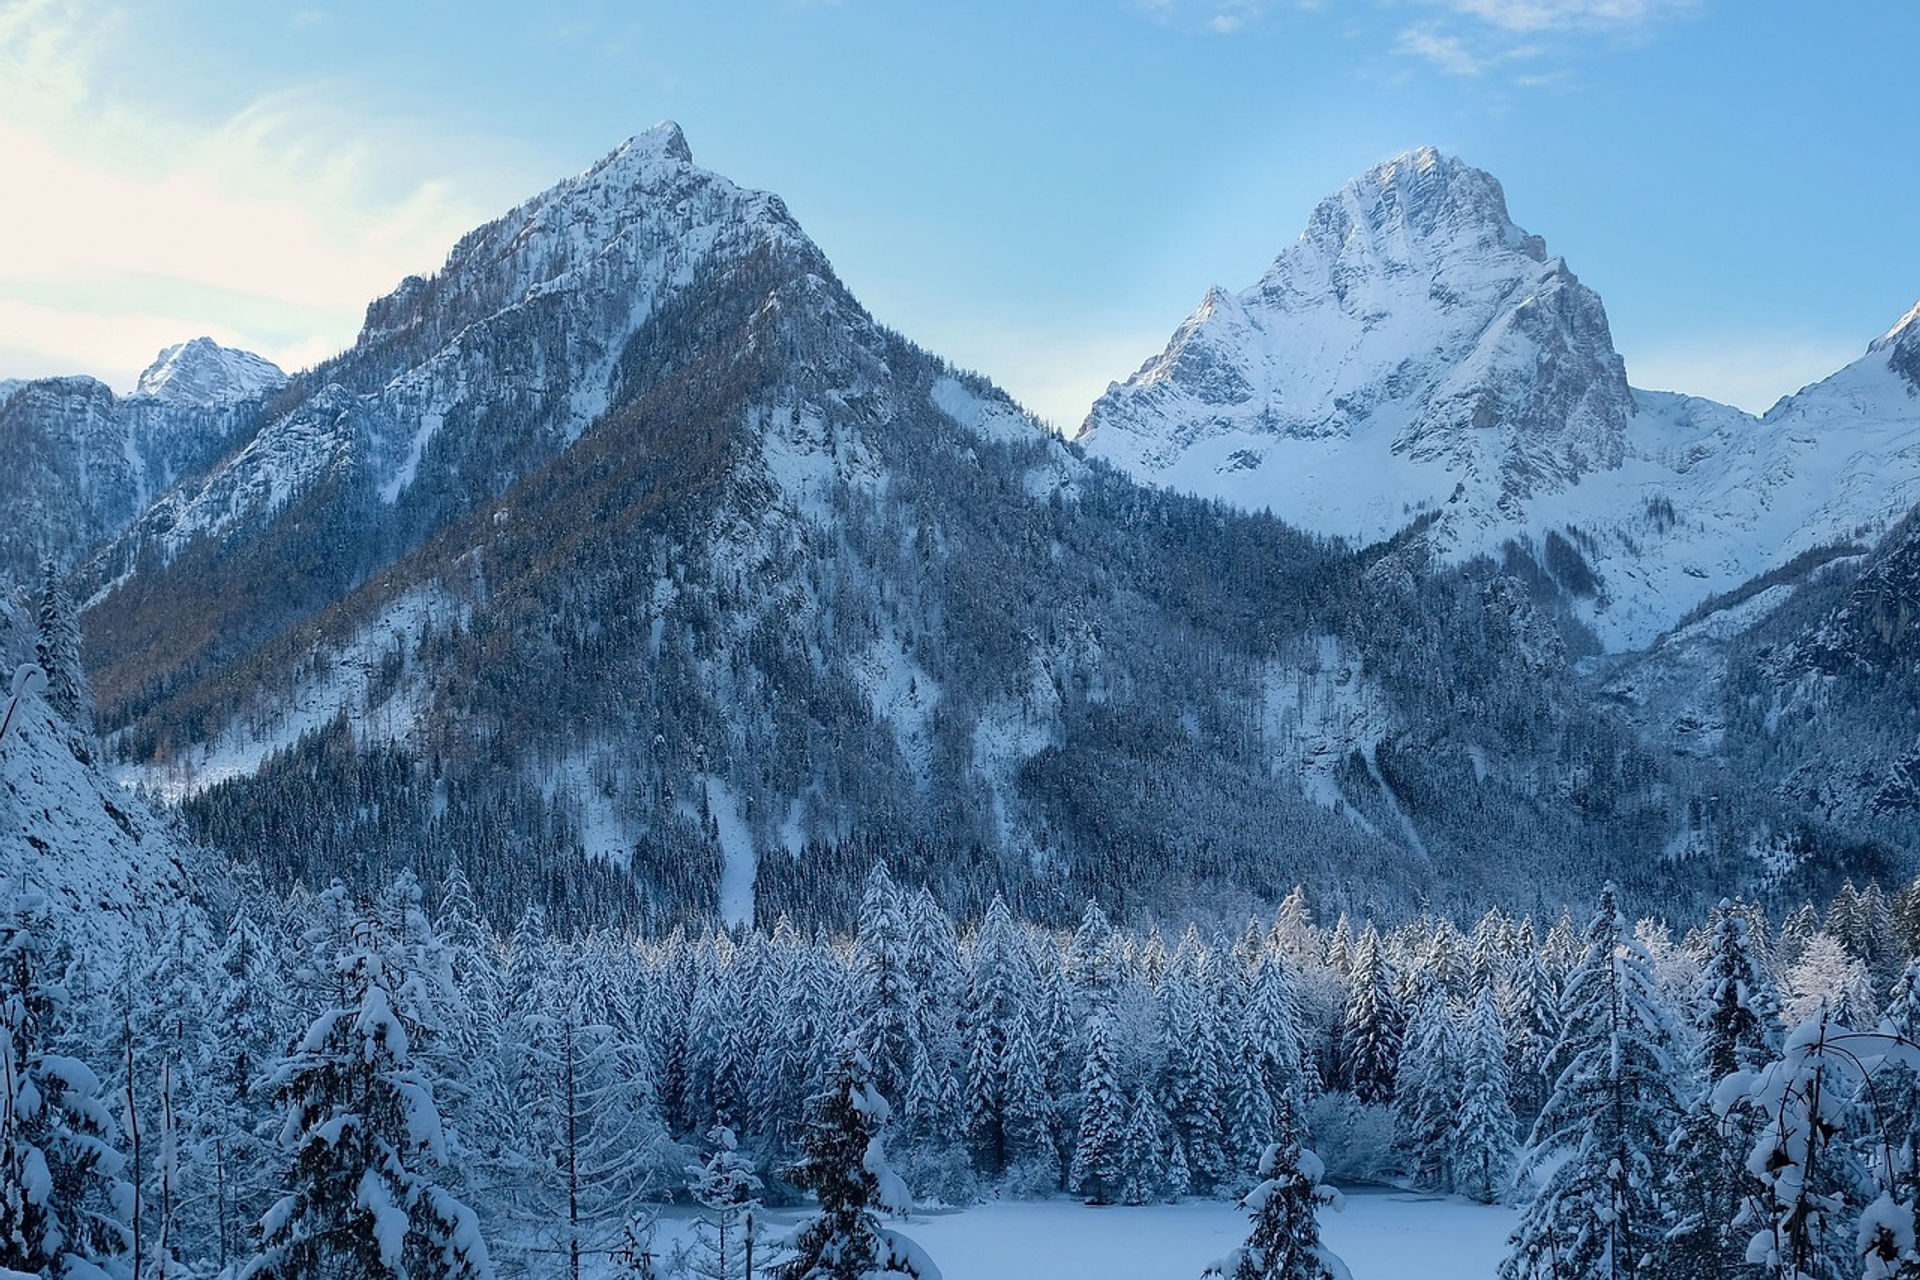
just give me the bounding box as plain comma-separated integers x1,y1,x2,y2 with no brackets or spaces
0,0,503,387
1131,0,1283,35
1396,0,1698,78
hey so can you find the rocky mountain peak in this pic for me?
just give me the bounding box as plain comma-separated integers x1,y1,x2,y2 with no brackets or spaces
1079,146,1632,553
1871,299,1920,390
133,338,287,406
1271,147,1547,298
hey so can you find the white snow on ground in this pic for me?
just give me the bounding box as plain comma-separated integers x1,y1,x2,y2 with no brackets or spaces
704,775,756,927
912,1191,1514,1280
635,1191,1515,1280
850,629,940,791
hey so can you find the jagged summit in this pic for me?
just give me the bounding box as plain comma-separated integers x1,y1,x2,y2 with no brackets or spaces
619,119,694,165
1079,146,1631,549
1265,147,1548,302
133,337,287,406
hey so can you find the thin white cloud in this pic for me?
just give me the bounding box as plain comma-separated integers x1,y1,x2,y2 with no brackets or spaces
0,0,505,387
1441,0,1697,35
1395,25,1496,75
1396,0,1697,78
1133,0,1279,35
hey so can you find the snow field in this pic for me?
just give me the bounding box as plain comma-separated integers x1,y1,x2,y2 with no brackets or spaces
640,1192,1516,1280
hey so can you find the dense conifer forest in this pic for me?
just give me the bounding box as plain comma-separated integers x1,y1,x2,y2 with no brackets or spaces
3,852,1917,1277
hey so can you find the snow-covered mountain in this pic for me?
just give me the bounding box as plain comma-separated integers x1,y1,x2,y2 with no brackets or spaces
1079,148,1920,652
0,339,283,585
76,125,1740,925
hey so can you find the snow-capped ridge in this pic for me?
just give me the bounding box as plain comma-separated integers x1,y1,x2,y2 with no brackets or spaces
133,337,287,406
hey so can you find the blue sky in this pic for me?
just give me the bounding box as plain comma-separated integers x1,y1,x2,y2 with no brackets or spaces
2,1,1915,429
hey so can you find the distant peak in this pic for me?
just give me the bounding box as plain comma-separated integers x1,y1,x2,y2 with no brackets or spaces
134,338,287,405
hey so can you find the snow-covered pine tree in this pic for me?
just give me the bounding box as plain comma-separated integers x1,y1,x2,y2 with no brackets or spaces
34,556,89,735
206,904,288,1271
0,889,131,1278
1867,961,1920,1280
1118,1084,1173,1206
779,1043,939,1280
750,920,828,1166
1729,1006,1879,1280
247,906,491,1279
1338,927,1401,1105
121,898,217,1272
1224,1020,1277,1197
1160,948,1230,1194
1391,991,1459,1193
1452,986,1516,1206
1070,1008,1127,1206
851,865,922,1112
995,1004,1060,1197
1203,1101,1351,1280
1500,884,1685,1280
687,1122,766,1280
1497,917,1560,1129
1657,900,1779,1280
961,897,1032,1180
1065,901,1121,1009
1243,953,1314,1114
896,1036,974,1207
1782,932,1878,1030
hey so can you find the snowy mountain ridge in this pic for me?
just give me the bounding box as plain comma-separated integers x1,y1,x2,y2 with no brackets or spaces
1078,147,1920,652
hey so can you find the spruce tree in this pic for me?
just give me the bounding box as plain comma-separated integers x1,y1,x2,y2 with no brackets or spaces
33,556,89,735
1391,991,1460,1192
1452,986,1517,1206
1338,927,1401,1105
1731,1006,1875,1280
247,906,491,1279
0,890,131,1278
1070,1009,1126,1205
1501,885,1684,1280
687,1123,765,1280
1204,1102,1351,1280
778,1044,937,1280
1118,1084,1173,1206
1658,901,1779,1280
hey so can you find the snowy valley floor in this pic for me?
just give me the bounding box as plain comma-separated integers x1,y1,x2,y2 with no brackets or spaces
647,1189,1517,1280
